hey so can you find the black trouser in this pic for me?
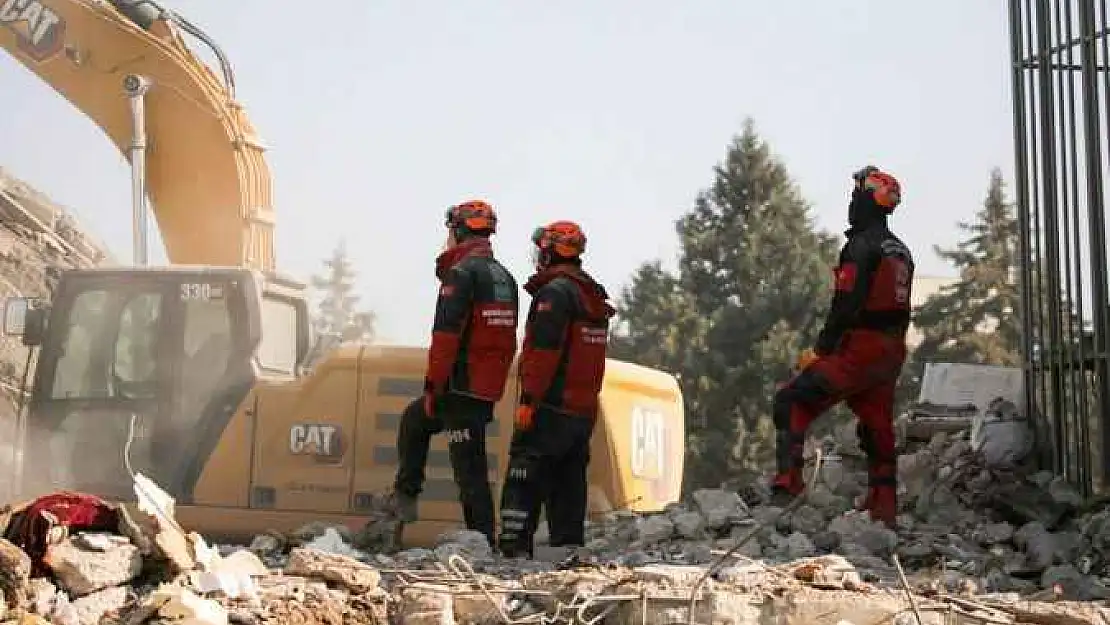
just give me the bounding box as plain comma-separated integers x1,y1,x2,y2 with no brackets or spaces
498,408,595,557
393,393,496,542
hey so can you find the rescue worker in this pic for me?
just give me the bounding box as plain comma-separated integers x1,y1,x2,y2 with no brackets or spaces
392,200,519,545
771,166,914,527
497,221,615,558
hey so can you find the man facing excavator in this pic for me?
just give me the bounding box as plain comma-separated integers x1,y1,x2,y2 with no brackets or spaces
392,200,519,546
497,221,615,558
771,166,914,527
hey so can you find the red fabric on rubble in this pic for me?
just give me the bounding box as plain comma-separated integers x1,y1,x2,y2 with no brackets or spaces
5,491,121,576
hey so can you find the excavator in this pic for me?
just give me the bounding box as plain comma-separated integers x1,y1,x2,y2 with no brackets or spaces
0,0,686,546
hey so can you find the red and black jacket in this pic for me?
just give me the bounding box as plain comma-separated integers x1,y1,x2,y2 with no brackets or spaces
425,238,519,402
815,222,916,355
518,264,615,417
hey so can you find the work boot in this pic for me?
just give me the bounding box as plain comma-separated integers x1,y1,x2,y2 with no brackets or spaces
395,493,418,523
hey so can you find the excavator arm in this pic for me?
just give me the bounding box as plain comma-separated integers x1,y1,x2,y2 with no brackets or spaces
0,0,275,270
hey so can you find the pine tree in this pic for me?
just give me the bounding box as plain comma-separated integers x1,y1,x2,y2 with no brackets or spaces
913,169,1021,371
615,119,839,489
311,240,376,342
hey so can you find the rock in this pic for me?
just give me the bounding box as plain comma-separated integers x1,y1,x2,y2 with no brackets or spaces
289,522,353,545
748,505,784,528
971,522,1014,545
284,548,381,593
1041,564,1110,600
785,532,817,559
27,578,55,617
68,586,128,625
45,534,141,596
635,515,675,544
787,505,825,535
1047,476,1084,509
610,589,762,625
397,586,452,621
690,489,748,529
434,530,492,561
0,538,30,610
713,536,762,559
671,512,705,539
1016,523,1085,571
247,533,283,557
812,531,841,553
250,575,388,625
453,586,507,625
301,527,364,559
786,555,865,590
828,513,898,558
1000,600,1110,625
114,504,154,557
152,585,229,624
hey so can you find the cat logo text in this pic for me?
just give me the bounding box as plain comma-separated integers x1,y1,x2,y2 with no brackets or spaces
0,0,65,62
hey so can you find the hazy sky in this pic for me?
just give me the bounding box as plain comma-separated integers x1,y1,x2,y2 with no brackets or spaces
0,1,1014,345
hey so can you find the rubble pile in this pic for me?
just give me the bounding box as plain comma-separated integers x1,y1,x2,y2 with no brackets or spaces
0,168,112,421
547,413,1110,603
2,459,1108,625
0,404,1106,623
232,408,1110,624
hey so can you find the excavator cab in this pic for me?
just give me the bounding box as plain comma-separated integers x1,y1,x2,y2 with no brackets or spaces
2,266,310,503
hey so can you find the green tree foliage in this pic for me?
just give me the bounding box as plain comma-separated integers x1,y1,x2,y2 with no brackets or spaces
912,169,1021,374
311,240,376,342
612,120,840,489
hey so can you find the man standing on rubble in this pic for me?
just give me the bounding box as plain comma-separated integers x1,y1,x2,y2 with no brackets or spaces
771,166,914,528
497,221,615,558
392,200,519,545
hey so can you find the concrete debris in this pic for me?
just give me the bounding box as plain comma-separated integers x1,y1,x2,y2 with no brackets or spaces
67,586,128,625
1,398,1110,622
0,539,31,610
284,548,381,593
44,534,141,596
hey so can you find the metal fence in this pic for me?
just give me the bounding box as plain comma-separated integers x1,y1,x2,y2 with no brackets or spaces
1009,0,1110,495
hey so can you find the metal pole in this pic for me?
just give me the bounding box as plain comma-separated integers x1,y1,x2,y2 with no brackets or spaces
124,74,152,266
1076,0,1110,488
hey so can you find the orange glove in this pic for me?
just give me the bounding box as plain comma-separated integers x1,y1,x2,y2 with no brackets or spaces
796,348,819,371
515,404,535,431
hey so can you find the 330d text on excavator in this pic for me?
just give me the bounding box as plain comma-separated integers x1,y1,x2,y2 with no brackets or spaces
0,0,687,547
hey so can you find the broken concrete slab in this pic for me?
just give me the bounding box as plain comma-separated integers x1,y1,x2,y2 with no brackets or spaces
68,585,128,625
45,534,141,596
0,538,30,610
284,548,381,593
151,585,229,625
398,585,453,625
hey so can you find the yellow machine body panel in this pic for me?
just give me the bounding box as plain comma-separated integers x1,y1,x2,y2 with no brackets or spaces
181,345,685,544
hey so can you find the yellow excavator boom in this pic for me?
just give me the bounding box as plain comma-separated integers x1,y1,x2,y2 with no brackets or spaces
0,0,274,270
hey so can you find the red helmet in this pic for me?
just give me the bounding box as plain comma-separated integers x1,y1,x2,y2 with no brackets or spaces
852,166,902,211
532,220,587,259
445,200,497,233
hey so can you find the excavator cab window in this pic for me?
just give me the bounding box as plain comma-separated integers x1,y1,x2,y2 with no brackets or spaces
50,287,165,400
258,296,298,375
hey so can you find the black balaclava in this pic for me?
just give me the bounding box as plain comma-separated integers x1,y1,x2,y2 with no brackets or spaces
848,186,888,229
